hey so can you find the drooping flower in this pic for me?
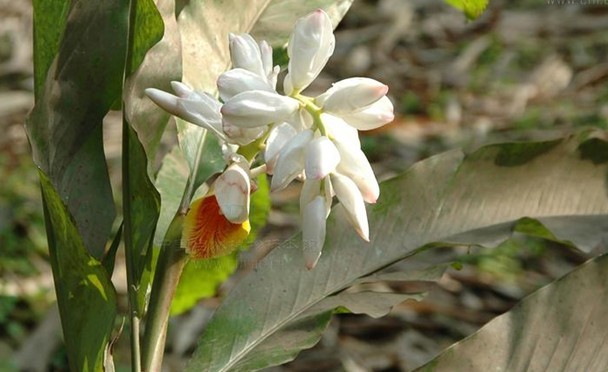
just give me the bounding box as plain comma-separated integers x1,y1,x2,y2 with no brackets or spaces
182,195,250,259
147,8,395,268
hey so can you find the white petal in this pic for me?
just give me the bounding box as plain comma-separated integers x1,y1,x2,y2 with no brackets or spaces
229,33,265,77
305,136,340,180
215,163,251,224
265,123,298,173
331,173,369,241
334,141,379,203
222,120,266,145
145,87,224,138
221,91,299,128
271,129,314,190
341,96,394,130
300,178,321,212
302,195,328,269
259,40,274,79
322,113,360,147
316,77,388,114
217,68,273,102
285,9,335,94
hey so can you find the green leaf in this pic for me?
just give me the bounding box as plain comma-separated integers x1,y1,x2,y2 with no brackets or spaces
415,252,608,371
251,0,355,47
444,0,489,20
31,0,70,100
124,0,181,166
40,171,117,372
186,134,608,371
27,0,130,258
123,124,161,315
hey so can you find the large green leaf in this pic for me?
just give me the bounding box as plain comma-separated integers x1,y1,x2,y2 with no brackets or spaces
416,252,608,371
40,172,117,372
121,0,169,315
251,0,355,47
31,0,69,100
27,0,130,258
186,134,608,371
124,0,181,165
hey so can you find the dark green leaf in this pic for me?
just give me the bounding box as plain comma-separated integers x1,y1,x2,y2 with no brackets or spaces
416,253,608,371
32,0,70,100
40,171,117,372
186,134,608,371
27,0,130,257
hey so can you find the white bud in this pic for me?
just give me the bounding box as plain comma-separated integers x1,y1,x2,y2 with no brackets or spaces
331,173,369,241
214,163,251,224
221,90,299,128
316,77,388,114
341,96,394,131
285,9,335,95
334,140,380,204
265,123,297,173
229,33,265,77
305,136,340,180
271,129,314,191
217,68,273,102
302,195,328,269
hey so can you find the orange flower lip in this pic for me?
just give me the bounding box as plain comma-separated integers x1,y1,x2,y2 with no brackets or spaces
182,195,250,259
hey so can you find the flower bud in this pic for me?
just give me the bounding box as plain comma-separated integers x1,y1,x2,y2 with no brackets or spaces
302,195,328,269
305,136,340,180
331,173,369,241
145,85,224,138
284,9,335,95
214,163,251,224
221,90,299,128
316,77,388,114
265,123,298,173
229,33,265,78
271,129,314,191
217,68,273,102
341,96,394,131
334,140,380,204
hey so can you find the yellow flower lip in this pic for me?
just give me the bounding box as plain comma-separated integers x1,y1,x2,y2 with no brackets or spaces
182,195,250,260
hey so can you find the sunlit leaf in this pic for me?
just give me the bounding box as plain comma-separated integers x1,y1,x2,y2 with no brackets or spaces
186,134,608,371
40,171,117,372
251,0,355,47
416,253,608,371
444,0,489,20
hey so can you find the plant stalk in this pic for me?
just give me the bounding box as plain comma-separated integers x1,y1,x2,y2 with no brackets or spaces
141,215,188,372
122,0,142,370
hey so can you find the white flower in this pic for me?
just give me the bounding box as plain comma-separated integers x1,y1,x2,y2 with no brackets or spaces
284,9,335,95
271,129,314,191
304,136,340,180
330,172,369,241
264,123,297,174
301,195,329,269
221,90,299,128
214,161,251,224
145,82,225,140
315,77,388,114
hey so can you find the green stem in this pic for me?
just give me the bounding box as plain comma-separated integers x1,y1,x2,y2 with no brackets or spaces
122,0,141,371
293,94,327,136
141,215,188,372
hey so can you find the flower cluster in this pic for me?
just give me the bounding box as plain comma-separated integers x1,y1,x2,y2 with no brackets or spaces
146,9,394,269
